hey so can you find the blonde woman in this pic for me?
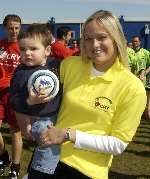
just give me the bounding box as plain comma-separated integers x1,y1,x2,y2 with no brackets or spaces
40,10,146,179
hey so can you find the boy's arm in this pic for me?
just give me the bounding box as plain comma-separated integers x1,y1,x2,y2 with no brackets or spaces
9,68,31,113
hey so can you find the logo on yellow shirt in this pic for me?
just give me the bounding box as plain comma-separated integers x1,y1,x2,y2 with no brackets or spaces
94,96,112,112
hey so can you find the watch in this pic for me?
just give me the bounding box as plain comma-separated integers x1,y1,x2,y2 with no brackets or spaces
64,128,71,141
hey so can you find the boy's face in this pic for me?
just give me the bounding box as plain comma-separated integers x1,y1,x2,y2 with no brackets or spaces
5,20,21,42
19,37,51,66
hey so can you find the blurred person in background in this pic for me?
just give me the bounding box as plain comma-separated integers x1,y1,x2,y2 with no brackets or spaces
132,36,150,120
0,14,22,179
51,26,80,60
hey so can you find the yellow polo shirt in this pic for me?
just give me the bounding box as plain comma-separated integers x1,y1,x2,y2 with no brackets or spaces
57,56,146,179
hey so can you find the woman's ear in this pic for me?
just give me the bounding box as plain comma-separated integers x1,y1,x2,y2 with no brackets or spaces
45,45,51,56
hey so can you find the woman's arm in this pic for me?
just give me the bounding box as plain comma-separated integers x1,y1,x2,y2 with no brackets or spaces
74,130,127,155
40,126,127,155
40,87,146,155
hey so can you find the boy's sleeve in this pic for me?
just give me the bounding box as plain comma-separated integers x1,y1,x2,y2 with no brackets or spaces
9,70,30,114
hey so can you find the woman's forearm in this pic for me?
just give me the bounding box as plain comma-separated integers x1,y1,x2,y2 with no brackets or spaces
74,130,128,155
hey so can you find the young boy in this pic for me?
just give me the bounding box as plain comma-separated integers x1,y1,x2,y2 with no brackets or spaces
0,14,22,179
9,23,62,179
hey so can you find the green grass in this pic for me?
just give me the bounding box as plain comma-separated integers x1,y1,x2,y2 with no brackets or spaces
109,119,150,179
1,119,150,179
0,125,35,178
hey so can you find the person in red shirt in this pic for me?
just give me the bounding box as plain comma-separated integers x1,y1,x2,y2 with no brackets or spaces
0,14,22,179
51,26,80,60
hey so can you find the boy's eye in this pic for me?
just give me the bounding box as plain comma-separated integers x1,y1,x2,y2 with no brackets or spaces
31,47,37,50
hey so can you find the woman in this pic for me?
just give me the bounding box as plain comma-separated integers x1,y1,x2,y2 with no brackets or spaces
40,10,146,179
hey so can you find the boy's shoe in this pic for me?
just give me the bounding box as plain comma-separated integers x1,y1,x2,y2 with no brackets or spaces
8,170,19,179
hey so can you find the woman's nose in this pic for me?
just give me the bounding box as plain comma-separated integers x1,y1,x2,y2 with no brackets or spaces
92,38,100,47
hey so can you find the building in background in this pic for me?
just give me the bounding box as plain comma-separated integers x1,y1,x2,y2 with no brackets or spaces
0,16,150,49
119,16,150,50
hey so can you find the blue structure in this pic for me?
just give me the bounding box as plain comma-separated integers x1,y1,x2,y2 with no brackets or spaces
0,25,7,38
52,23,81,41
0,24,29,39
119,16,150,49
0,16,150,49
0,22,81,41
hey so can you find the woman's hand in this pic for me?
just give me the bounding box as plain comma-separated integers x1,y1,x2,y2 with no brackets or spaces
39,125,66,146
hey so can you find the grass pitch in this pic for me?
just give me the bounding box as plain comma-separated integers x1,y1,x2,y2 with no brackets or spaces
1,119,150,179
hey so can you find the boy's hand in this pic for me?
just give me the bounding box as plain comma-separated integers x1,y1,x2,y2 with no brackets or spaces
27,87,53,105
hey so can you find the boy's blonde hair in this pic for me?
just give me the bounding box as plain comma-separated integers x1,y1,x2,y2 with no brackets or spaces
80,10,129,68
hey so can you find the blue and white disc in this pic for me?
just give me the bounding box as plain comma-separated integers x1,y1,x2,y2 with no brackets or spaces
28,70,59,98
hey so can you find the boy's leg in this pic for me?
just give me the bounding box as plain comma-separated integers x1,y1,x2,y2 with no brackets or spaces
15,112,32,140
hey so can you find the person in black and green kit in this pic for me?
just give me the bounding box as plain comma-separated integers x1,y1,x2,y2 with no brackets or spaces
132,35,150,120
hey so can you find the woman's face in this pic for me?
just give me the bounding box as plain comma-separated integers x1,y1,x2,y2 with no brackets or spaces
84,20,117,71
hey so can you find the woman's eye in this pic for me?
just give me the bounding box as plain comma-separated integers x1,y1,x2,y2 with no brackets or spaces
84,35,108,41
97,35,107,41
85,36,92,41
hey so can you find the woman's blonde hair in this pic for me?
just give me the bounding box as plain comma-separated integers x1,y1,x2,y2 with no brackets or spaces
80,10,129,68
